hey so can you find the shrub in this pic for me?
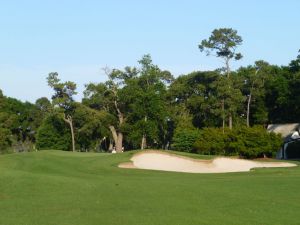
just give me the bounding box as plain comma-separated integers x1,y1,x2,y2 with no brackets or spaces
233,126,282,158
0,128,12,153
193,128,228,155
36,115,71,151
172,128,200,152
194,126,282,158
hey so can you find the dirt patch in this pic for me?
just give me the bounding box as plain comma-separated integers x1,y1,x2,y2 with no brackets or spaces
119,151,297,173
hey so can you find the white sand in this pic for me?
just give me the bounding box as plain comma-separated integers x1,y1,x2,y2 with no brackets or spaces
119,151,297,173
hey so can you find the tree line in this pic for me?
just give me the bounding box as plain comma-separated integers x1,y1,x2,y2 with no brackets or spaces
0,28,299,157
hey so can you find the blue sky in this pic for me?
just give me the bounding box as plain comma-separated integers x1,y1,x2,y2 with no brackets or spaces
0,0,299,102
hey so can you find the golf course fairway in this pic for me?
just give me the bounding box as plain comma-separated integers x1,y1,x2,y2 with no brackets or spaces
0,150,299,225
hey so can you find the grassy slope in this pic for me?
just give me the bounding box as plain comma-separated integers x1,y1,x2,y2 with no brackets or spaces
0,150,299,225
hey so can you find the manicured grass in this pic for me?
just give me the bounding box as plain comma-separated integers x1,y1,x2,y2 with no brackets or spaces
0,150,299,225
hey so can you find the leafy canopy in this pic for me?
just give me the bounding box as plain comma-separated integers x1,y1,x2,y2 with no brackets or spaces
199,28,243,61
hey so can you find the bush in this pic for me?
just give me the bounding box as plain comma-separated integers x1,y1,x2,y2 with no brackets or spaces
0,128,12,153
172,128,200,152
194,128,228,155
36,115,71,151
233,126,282,158
194,126,282,158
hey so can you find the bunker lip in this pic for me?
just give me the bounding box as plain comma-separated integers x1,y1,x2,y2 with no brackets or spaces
119,151,297,173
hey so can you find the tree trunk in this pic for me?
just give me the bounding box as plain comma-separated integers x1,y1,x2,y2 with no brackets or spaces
63,114,75,152
141,135,147,150
246,93,252,127
116,132,123,153
109,125,123,153
226,58,230,78
221,99,225,133
108,139,113,151
225,57,231,129
140,116,147,150
70,120,75,152
228,114,232,130
109,125,118,147
108,100,124,153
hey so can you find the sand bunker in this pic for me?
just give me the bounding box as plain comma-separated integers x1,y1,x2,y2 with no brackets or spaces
119,151,297,173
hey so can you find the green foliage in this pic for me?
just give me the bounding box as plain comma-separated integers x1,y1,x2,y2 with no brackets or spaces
194,126,282,158
172,128,200,152
199,28,243,77
194,128,228,155
125,119,159,149
35,97,52,114
168,71,221,128
0,92,41,152
83,55,173,150
36,115,71,151
0,128,12,153
227,126,282,158
288,49,300,73
73,104,109,151
212,75,245,123
47,72,77,112
265,74,290,123
2,48,300,155
47,72,78,151
199,28,243,60
125,79,169,148
125,55,172,149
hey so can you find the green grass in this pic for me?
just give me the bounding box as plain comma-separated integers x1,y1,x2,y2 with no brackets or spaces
0,150,300,225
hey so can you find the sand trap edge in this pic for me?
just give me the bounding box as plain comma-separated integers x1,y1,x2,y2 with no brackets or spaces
118,150,297,174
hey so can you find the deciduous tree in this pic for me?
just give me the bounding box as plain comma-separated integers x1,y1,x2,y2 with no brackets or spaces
47,73,77,152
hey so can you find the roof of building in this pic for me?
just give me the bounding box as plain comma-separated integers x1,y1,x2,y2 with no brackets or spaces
267,123,300,140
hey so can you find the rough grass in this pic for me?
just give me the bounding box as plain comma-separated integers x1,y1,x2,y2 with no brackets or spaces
0,150,299,225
